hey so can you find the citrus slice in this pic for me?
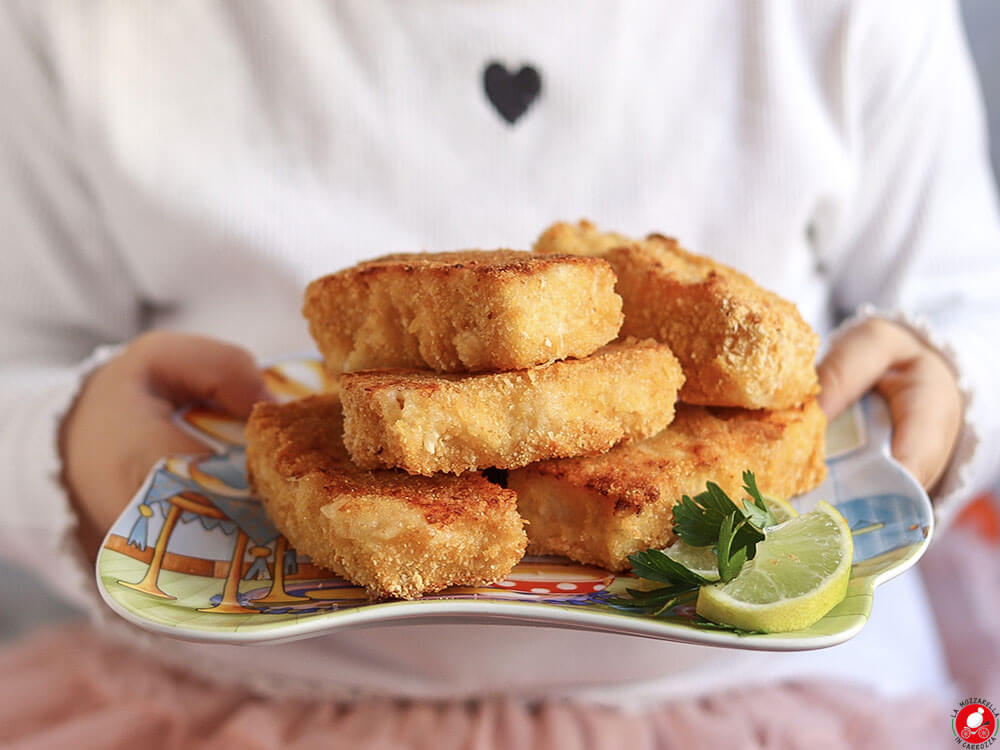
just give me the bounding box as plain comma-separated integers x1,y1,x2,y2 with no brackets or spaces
695,501,852,633
665,542,721,581
664,496,800,582
763,495,798,525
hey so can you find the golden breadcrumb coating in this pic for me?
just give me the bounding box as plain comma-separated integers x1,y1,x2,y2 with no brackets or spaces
533,220,632,257
508,399,827,572
246,395,527,599
303,250,623,374
534,220,820,410
340,340,685,476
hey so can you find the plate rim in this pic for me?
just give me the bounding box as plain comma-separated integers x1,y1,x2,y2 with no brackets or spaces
95,362,934,650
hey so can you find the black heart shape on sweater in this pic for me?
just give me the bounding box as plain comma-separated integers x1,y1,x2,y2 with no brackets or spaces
483,62,541,125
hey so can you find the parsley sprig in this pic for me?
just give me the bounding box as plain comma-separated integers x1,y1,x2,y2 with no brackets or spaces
671,471,775,556
607,471,777,628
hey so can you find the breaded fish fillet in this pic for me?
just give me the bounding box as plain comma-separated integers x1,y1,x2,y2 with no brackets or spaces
534,221,820,410
508,399,827,572
246,395,527,599
304,250,623,374
340,340,685,476
533,220,631,257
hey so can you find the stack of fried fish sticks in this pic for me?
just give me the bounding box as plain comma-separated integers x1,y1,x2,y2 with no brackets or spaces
248,250,684,598
516,222,829,571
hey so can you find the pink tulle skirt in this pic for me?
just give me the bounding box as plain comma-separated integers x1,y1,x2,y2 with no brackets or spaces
3,523,994,750
0,625,948,750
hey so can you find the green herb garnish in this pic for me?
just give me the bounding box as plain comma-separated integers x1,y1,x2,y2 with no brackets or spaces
606,471,775,617
716,511,749,583
627,548,714,587
739,470,776,531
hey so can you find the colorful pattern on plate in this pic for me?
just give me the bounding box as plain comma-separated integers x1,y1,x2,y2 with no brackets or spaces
96,358,933,649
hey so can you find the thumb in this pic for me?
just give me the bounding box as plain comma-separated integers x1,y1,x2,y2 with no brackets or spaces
127,332,268,417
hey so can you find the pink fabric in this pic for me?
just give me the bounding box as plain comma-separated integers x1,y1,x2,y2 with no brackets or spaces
922,527,1000,700
0,625,949,750
6,526,997,749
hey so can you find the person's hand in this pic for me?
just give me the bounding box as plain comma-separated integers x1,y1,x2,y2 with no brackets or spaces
60,331,268,558
817,318,962,491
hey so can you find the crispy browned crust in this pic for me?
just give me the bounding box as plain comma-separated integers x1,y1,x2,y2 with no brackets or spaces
339,340,685,475
533,220,632,258
367,249,604,272
303,249,623,374
534,221,820,410
507,399,827,572
245,395,527,599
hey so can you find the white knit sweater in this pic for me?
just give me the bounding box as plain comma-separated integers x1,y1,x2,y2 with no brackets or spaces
1,0,997,704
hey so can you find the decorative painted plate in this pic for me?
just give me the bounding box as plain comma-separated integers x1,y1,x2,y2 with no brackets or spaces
96,357,933,649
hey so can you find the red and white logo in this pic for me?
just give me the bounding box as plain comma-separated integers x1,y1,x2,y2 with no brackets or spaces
953,699,997,747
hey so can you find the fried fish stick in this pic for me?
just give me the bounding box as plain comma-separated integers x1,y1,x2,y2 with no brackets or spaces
246,396,527,599
304,250,623,374
340,340,684,476
534,221,820,410
508,400,827,572
533,220,631,257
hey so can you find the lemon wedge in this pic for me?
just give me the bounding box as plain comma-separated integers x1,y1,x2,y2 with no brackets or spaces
695,501,852,633
762,495,798,525
664,542,722,581
664,495,800,582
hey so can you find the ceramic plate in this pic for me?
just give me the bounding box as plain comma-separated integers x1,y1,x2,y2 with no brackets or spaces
96,357,933,650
